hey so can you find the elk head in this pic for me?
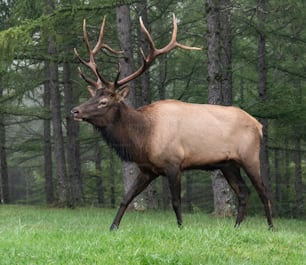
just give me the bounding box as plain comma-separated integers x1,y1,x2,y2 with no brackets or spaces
71,14,201,125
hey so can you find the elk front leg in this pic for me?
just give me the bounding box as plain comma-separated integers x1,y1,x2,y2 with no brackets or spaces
166,167,182,227
110,171,157,230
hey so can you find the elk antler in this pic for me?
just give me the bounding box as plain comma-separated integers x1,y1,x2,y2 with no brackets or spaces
74,14,202,93
115,13,202,90
73,16,122,91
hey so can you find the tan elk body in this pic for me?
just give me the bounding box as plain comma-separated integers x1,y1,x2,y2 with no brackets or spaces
144,101,262,170
72,14,273,230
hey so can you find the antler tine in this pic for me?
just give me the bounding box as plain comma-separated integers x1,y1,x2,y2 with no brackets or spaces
75,17,121,90
74,48,87,68
74,46,103,89
92,16,106,55
74,19,105,89
114,63,122,89
77,66,99,88
169,13,178,48
116,13,202,88
75,14,201,93
161,13,202,52
93,16,123,55
74,47,100,87
139,16,155,52
82,19,91,56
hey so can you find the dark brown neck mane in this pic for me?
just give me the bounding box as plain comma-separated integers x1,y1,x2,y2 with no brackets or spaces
94,102,150,162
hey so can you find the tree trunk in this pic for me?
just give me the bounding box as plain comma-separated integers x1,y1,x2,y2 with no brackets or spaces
294,137,304,217
43,64,55,204
116,4,145,210
46,0,68,206
274,149,282,211
274,149,281,215
220,0,232,106
158,53,171,210
94,135,104,206
257,0,272,202
206,0,222,104
48,48,68,206
109,148,116,208
63,61,83,206
136,2,151,106
284,139,291,215
135,1,158,210
0,86,9,203
206,0,236,217
158,55,167,101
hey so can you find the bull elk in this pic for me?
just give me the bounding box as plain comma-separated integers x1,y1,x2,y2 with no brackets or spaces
72,14,273,230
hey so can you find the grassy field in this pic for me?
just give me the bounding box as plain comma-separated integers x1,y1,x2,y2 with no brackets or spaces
0,205,305,265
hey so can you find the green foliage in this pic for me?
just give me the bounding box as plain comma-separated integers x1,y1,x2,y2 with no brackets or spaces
0,0,305,216
0,206,305,265
0,16,46,64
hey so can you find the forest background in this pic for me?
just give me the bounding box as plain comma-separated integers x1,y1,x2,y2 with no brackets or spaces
0,0,305,220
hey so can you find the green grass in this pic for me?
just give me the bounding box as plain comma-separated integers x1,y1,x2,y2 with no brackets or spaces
0,205,305,265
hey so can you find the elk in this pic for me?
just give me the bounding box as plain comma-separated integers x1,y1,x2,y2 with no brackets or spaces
72,14,274,230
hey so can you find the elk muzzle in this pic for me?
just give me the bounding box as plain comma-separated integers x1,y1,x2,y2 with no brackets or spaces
71,107,83,121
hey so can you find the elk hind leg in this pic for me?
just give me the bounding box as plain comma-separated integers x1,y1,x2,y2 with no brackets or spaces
166,167,182,227
221,163,250,227
244,166,274,229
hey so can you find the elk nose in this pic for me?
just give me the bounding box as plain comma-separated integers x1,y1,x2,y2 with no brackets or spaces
71,108,80,118
71,108,78,115
71,108,82,121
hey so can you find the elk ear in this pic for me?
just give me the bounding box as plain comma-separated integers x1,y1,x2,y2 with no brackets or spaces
117,87,129,100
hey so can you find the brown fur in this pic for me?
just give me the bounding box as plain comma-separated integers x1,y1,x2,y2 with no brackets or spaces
72,89,273,230
70,13,272,230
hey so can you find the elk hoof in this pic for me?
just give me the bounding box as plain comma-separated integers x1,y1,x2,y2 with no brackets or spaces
177,222,183,229
234,222,241,229
110,224,118,231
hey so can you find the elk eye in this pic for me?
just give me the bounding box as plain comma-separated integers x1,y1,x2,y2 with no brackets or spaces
98,98,108,108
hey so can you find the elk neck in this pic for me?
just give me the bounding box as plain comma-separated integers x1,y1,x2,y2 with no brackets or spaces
94,101,151,162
